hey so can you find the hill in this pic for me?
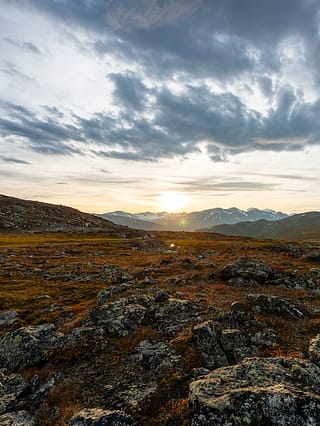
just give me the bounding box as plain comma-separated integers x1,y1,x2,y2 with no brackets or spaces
0,194,139,235
203,211,320,240
97,212,163,231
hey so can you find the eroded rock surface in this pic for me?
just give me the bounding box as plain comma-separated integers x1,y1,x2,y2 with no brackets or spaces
218,258,276,284
0,324,62,371
68,408,133,425
0,372,30,415
247,294,304,318
192,321,228,369
0,411,34,425
189,357,320,425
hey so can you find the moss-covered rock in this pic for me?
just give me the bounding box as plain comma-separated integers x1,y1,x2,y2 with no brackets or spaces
189,357,320,425
0,324,61,371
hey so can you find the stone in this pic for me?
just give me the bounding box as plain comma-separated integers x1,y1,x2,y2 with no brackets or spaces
131,340,181,377
0,310,19,326
96,284,132,305
220,329,246,352
90,299,147,337
309,334,320,367
0,411,34,425
251,328,278,346
189,357,320,425
230,301,247,312
218,258,276,283
192,321,228,369
247,294,304,318
0,372,30,415
154,290,170,303
68,408,133,425
304,252,320,262
0,324,62,371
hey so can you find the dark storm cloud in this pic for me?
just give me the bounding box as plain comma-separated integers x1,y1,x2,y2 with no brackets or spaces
16,0,319,80
109,73,148,111
2,0,320,161
0,102,83,155
2,78,320,161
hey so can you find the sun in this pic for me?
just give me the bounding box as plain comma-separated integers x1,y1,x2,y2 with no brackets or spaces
159,192,187,213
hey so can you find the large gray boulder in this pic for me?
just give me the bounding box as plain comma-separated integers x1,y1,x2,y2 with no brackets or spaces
68,408,133,425
0,324,61,371
189,357,320,425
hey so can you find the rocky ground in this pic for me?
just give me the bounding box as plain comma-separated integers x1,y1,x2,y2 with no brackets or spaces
1,231,320,425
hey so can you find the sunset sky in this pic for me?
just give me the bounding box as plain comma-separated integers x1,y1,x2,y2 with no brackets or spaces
1,0,320,213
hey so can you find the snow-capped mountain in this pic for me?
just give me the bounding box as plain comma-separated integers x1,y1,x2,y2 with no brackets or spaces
98,208,288,231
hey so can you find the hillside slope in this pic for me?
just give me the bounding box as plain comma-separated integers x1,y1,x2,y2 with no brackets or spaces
0,194,137,235
204,212,320,240
98,213,163,231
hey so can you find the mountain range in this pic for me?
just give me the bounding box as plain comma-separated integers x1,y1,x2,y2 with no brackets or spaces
202,211,320,240
98,208,288,232
1,194,319,241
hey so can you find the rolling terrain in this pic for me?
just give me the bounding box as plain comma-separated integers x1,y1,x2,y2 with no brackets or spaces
0,194,145,238
203,211,320,240
1,195,320,425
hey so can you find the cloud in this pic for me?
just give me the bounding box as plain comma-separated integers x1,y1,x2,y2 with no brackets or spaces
0,102,83,155
173,178,278,193
3,37,42,54
1,61,37,84
0,155,31,164
1,79,320,162
109,72,149,111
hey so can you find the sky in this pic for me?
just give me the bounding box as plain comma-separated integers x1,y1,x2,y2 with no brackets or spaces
0,0,320,214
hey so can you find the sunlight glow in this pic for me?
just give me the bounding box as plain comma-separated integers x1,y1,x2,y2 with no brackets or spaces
159,192,187,212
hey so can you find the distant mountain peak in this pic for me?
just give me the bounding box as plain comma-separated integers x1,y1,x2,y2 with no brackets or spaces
99,207,288,232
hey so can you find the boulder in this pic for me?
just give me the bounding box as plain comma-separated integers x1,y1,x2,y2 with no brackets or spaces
309,334,320,367
90,299,147,337
220,329,246,352
154,290,170,303
131,340,180,377
189,357,320,425
68,408,133,425
192,321,228,369
218,258,276,284
155,298,198,321
96,284,132,305
247,294,304,318
0,411,34,425
0,310,19,326
304,252,320,262
0,372,30,415
0,324,61,371
99,265,133,283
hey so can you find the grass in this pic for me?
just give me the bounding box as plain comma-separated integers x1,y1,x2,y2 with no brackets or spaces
1,231,320,424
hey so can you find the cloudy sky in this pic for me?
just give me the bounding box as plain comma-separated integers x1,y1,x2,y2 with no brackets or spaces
0,0,320,213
